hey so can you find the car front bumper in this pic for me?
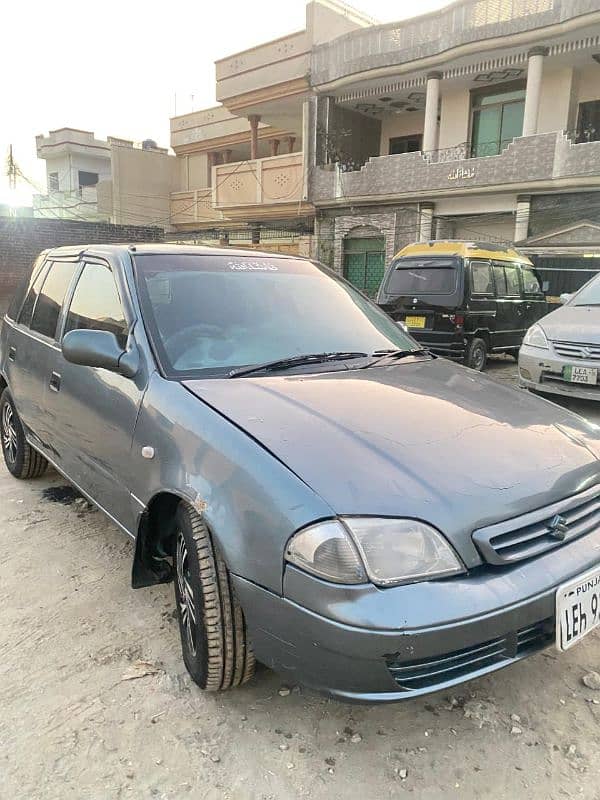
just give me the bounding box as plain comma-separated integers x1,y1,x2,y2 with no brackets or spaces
232,524,600,702
519,344,600,401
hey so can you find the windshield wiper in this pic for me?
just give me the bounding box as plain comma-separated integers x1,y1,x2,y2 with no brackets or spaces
228,351,369,378
365,348,431,367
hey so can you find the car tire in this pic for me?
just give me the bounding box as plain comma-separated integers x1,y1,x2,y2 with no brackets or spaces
0,389,48,479
173,502,255,691
465,338,488,371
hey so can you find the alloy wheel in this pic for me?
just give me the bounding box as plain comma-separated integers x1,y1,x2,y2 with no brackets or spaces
176,530,197,656
1,402,18,466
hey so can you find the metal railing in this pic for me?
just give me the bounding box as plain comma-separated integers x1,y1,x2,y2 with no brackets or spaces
565,127,600,144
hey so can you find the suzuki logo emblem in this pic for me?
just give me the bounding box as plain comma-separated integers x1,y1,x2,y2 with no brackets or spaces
548,514,569,540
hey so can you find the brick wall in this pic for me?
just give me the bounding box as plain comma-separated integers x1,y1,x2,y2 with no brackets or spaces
0,217,163,312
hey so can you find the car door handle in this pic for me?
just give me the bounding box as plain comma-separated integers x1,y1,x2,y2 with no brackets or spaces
49,372,61,392
8,346,16,362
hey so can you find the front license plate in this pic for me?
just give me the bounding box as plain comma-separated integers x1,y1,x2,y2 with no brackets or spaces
556,564,600,651
404,315,426,329
563,365,598,385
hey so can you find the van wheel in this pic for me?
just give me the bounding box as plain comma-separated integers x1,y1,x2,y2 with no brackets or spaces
173,502,255,691
0,389,48,479
465,338,488,371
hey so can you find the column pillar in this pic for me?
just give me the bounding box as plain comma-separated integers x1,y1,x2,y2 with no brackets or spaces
269,138,280,157
422,72,442,153
286,135,296,153
222,149,233,164
248,114,261,160
522,47,548,137
419,202,435,242
514,195,531,242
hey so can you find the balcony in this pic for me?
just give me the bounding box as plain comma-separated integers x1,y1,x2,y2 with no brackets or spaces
310,132,600,205
311,0,599,88
170,189,223,226
214,152,307,216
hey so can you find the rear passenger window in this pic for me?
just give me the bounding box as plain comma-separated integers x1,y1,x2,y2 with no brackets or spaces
493,265,507,297
470,261,493,295
504,265,521,297
30,261,77,339
64,262,128,349
18,260,51,327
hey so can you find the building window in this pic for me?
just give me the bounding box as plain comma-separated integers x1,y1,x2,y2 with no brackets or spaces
389,134,422,155
470,82,525,157
48,172,59,193
78,170,99,188
343,236,386,297
576,100,600,143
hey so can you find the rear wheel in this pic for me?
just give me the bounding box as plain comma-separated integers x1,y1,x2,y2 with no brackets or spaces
173,502,255,691
0,389,48,479
465,337,488,371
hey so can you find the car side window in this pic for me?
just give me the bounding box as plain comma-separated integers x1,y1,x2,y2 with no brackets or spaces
470,261,493,296
522,267,543,296
493,265,508,297
64,262,128,349
504,265,521,297
18,260,51,327
30,261,78,339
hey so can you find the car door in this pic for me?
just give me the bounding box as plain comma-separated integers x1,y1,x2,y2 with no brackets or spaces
47,258,149,532
8,259,78,452
467,259,496,342
520,264,548,331
492,261,524,349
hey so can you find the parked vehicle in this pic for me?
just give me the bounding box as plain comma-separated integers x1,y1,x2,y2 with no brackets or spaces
519,272,600,401
2,245,600,702
377,241,547,370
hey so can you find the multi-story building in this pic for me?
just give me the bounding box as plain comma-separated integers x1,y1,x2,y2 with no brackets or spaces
35,128,178,227
167,0,600,294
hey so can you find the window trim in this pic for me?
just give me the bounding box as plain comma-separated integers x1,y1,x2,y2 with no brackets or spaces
59,258,131,346
14,256,51,326
468,259,494,298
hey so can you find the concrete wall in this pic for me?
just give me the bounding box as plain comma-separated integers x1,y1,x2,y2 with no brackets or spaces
529,191,600,237
109,145,179,228
0,217,163,313
306,0,373,46
538,66,575,134
46,152,112,194
379,112,425,155
439,88,471,150
576,63,600,104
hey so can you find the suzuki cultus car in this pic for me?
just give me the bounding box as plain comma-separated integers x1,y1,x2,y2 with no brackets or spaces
1,245,599,702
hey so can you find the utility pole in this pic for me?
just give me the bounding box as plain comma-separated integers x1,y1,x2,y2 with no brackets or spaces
7,145,17,191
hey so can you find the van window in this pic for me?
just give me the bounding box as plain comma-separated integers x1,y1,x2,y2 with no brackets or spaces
18,260,51,327
30,261,77,339
470,261,493,295
504,265,521,296
493,265,508,297
385,257,459,295
522,267,543,296
64,262,128,349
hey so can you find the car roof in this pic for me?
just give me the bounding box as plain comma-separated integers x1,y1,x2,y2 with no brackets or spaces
393,240,533,266
45,243,302,260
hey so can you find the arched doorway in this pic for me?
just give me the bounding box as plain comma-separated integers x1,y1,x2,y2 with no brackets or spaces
342,226,386,297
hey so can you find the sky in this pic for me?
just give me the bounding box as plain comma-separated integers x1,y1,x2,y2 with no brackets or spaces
1,0,448,205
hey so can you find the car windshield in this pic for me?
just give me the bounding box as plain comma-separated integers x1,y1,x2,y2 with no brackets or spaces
571,274,600,306
384,256,459,295
134,254,416,377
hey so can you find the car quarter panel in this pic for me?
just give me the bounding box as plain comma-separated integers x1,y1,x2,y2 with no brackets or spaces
129,372,336,593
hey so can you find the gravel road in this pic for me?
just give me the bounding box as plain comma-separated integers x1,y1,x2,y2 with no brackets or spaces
1,359,599,800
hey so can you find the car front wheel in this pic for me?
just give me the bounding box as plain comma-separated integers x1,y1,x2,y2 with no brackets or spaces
0,389,48,479
173,502,255,691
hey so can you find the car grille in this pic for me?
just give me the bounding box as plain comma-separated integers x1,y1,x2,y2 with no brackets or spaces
552,340,600,361
472,484,600,565
386,618,553,691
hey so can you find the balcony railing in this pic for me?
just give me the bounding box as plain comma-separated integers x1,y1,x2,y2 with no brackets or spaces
214,152,305,209
170,188,222,225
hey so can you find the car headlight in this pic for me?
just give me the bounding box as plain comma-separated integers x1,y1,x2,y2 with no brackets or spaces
523,324,549,349
285,518,465,587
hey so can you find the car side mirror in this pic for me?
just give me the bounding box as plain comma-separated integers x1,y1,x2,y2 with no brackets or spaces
62,329,139,378
559,292,573,305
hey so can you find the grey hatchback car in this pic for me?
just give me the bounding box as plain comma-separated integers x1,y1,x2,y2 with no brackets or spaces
2,244,600,702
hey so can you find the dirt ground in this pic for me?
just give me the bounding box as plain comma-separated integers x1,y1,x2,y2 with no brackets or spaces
1,358,600,800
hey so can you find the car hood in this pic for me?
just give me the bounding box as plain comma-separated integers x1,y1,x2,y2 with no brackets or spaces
540,304,600,344
184,359,600,566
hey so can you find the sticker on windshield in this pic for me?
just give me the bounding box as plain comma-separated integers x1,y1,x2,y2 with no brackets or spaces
227,261,279,272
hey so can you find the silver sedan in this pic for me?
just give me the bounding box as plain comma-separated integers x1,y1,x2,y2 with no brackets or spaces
519,277,600,401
